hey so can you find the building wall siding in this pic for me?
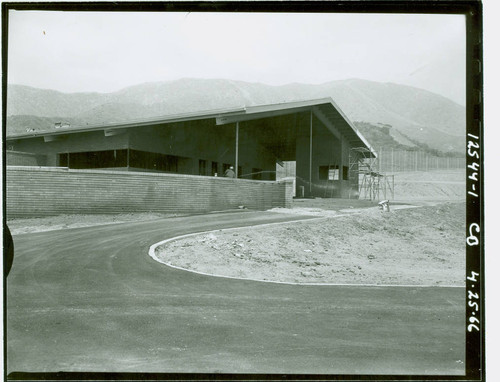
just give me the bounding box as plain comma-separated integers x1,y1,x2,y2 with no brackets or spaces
6,166,291,218
310,122,342,198
10,120,278,179
6,151,47,166
294,112,351,198
10,131,130,167
129,122,277,178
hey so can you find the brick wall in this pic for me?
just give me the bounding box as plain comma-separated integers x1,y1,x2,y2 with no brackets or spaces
6,166,292,218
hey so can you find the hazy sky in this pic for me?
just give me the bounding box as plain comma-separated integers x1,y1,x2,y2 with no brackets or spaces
8,11,466,105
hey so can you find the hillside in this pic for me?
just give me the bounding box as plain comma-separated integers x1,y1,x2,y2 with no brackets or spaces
6,78,465,153
354,122,462,156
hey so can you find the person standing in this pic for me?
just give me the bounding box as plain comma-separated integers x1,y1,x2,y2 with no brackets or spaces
224,166,236,178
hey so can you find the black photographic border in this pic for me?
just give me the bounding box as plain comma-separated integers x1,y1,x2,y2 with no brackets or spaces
2,1,484,381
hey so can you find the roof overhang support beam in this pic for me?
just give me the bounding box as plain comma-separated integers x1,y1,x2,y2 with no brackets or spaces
104,129,127,137
43,135,63,142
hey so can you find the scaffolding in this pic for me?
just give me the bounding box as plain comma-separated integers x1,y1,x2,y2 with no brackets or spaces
348,147,394,201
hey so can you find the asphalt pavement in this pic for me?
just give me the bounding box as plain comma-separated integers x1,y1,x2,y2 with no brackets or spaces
6,210,465,375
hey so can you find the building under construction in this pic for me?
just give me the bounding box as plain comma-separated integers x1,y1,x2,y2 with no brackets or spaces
7,98,378,202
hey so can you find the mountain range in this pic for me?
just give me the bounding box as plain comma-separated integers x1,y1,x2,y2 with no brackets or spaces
6,78,466,154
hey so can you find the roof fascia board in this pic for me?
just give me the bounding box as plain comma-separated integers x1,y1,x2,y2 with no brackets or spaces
215,105,313,125
216,98,335,125
245,98,333,114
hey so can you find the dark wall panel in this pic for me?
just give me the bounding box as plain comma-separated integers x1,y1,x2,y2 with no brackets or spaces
6,151,47,166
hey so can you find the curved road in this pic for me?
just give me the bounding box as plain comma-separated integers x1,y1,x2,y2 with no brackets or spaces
7,211,465,375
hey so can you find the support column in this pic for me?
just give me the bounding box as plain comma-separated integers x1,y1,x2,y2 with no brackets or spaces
339,137,345,197
235,121,239,178
296,112,315,198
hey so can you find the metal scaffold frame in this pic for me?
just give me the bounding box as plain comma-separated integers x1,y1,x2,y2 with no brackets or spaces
348,147,394,201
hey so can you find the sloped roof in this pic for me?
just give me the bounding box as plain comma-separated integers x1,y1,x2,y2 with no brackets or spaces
215,98,376,156
7,98,376,157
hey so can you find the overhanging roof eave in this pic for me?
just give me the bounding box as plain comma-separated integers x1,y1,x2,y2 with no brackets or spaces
215,98,335,126
325,99,377,157
244,97,333,115
6,105,247,140
7,98,377,158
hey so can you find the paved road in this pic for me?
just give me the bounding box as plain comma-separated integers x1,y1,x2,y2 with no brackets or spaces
7,211,465,375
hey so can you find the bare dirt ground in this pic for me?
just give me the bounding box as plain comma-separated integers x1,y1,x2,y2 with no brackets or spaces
155,201,465,286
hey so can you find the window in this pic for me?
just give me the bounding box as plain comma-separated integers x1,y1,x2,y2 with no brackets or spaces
63,149,184,172
199,159,207,176
330,168,339,181
211,161,219,176
319,165,339,181
129,149,177,172
67,149,128,169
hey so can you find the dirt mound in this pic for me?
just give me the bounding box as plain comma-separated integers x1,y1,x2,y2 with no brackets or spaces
155,202,465,286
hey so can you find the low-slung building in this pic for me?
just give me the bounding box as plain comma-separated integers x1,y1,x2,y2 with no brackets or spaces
7,98,376,199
